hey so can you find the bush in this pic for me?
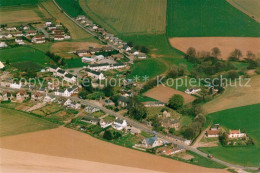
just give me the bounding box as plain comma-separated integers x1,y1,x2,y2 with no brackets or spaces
168,94,184,110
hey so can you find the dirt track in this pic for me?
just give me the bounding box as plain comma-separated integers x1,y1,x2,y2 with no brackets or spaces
0,127,227,173
169,37,260,60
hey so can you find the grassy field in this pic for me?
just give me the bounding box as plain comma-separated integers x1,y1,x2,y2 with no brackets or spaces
203,75,260,113
227,0,260,23
167,0,260,37
128,58,166,80
0,107,58,137
200,104,260,167
80,0,166,35
0,6,44,25
0,46,51,66
0,0,38,6
56,0,84,18
40,0,92,40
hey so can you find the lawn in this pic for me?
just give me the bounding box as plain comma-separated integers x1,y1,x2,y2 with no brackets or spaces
227,0,260,23
0,107,58,137
80,0,167,34
173,150,226,169
0,0,38,6
167,0,260,37
65,58,86,68
0,46,51,66
128,58,166,80
40,0,92,40
200,104,260,167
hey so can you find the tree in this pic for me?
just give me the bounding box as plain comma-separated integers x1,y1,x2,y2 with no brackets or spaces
104,84,113,97
128,96,147,120
185,47,199,63
5,59,10,65
140,46,149,53
229,49,242,61
103,130,113,140
127,41,133,47
246,51,256,59
81,77,92,92
167,65,178,78
211,47,221,58
78,90,88,99
186,47,196,57
168,94,184,110
178,64,187,76
169,128,175,134
228,70,239,80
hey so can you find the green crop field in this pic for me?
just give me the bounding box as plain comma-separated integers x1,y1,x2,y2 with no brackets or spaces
79,0,167,34
227,0,260,23
0,47,51,66
56,0,84,17
167,0,260,37
200,104,260,167
0,107,58,137
128,58,166,80
0,0,38,6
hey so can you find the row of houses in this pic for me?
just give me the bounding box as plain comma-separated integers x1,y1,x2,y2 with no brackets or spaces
48,65,77,84
76,46,114,57
206,124,246,138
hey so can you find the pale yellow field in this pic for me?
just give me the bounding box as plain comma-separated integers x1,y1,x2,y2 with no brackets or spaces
0,8,42,24
40,1,92,40
203,75,260,113
227,0,260,23
169,37,260,60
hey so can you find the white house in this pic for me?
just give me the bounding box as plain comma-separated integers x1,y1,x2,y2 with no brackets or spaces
123,44,131,51
55,69,67,77
32,37,45,44
76,15,86,20
54,35,65,41
4,33,12,39
88,63,110,71
0,42,8,48
0,61,5,69
206,130,219,138
137,53,147,59
185,88,201,95
100,119,113,128
85,106,100,113
228,130,246,138
76,50,89,57
45,21,52,26
25,31,37,36
70,102,81,109
54,87,78,97
13,32,23,37
85,69,105,80
142,137,164,148
64,73,77,83
6,26,16,31
10,82,22,89
48,65,60,73
110,63,126,70
64,35,71,40
64,99,72,106
82,57,95,63
112,118,127,131
43,95,56,103
142,101,165,107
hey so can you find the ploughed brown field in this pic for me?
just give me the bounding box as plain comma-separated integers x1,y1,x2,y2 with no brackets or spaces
0,127,226,173
169,37,260,59
144,85,196,104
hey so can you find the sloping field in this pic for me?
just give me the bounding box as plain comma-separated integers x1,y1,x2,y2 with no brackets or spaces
169,37,260,60
167,0,260,37
80,0,166,34
40,0,92,40
227,0,260,23
0,149,158,173
56,0,84,18
201,104,260,167
144,85,196,104
0,127,226,172
203,76,260,113
0,107,58,137
0,7,42,25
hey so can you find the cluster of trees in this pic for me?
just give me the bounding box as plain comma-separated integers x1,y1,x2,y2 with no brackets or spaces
103,130,122,140
140,78,158,93
168,94,184,110
183,113,206,139
127,41,149,54
167,64,188,78
127,96,147,121
46,51,65,66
